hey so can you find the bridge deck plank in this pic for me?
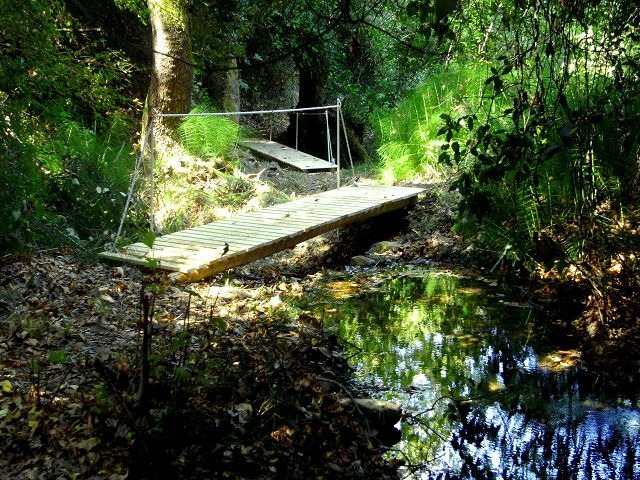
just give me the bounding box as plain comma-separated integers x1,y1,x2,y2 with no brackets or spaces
240,139,337,172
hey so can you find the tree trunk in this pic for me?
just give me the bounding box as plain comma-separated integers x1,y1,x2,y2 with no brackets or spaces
208,56,240,120
145,0,193,149
287,61,327,159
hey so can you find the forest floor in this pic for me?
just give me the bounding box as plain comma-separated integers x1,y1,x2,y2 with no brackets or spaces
0,155,444,480
1,152,638,479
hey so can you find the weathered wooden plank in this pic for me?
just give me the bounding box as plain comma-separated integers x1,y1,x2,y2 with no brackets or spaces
157,233,266,251
226,217,334,231
240,139,337,172
173,191,420,281
101,242,228,270
99,250,186,271
181,222,303,239
215,214,337,230
169,224,278,240
99,185,423,280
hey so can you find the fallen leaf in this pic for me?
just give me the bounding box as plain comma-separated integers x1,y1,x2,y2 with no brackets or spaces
1,380,12,393
77,437,100,451
100,294,115,303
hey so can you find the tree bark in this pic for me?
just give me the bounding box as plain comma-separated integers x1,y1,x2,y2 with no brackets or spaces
208,56,240,121
145,0,193,149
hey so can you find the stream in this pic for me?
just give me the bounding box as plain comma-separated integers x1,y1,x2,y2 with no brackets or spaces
300,265,640,479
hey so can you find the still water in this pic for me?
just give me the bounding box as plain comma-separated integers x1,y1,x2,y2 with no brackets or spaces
302,266,640,479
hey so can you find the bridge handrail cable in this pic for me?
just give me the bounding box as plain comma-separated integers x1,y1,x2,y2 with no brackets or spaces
111,101,357,250
154,104,340,118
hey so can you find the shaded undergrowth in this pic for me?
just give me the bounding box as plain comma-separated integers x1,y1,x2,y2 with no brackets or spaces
125,311,399,479
0,250,403,479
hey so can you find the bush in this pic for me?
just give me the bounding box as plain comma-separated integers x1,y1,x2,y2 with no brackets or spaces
0,0,139,252
433,1,640,297
1,119,136,251
374,63,504,183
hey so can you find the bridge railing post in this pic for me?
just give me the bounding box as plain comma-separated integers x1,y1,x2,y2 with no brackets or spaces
149,118,156,232
336,98,341,189
325,110,331,163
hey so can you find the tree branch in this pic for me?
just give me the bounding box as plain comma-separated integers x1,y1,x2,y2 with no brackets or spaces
361,19,449,57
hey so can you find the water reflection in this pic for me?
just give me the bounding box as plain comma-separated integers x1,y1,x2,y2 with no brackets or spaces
303,267,640,479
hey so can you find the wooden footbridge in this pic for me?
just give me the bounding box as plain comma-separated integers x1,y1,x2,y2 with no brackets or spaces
100,103,423,281
240,139,337,172
100,184,422,282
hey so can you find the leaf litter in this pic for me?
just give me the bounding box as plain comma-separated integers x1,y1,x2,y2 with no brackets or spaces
0,248,403,479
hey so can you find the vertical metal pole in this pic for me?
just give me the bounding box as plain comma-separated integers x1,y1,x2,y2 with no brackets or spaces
325,110,331,162
149,119,156,232
336,99,341,189
295,113,299,150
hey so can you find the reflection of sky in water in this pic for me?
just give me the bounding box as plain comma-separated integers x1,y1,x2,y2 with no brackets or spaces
307,267,640,479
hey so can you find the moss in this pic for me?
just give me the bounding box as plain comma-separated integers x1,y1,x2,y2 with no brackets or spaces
149,0,188,30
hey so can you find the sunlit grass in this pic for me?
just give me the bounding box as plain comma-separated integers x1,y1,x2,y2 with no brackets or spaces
150,99,261,232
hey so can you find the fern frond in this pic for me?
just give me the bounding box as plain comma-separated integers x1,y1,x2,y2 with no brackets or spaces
514,189,540,239
178,99,245,159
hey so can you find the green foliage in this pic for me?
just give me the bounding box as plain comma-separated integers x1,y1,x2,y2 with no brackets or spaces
0,0,138,252
448,0,505,61
178,101,244,159
374,64,501,182
47,350,69,364
113,0,149,22
371,0,640,310
149,0,188,29
434,1,640,276
141,231,157,249
1,119,135,250
37,121,133,235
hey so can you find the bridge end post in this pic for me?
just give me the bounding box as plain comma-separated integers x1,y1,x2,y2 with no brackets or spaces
149,118,156,232
336,98,341,189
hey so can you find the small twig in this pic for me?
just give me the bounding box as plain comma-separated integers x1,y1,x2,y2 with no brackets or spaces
315,374,366,421
49,368,72,402
405,414,448,443
383,447,423,476
134,286,154,407
180,292,193,366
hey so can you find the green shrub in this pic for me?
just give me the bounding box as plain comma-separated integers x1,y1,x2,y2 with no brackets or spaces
374,63,506,183
37,121,135,238
437,2,640,275
0,118,136,251
0,0,139,252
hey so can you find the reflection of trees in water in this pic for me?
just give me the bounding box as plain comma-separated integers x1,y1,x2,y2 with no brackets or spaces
450,402,639,480
306,269,640,479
